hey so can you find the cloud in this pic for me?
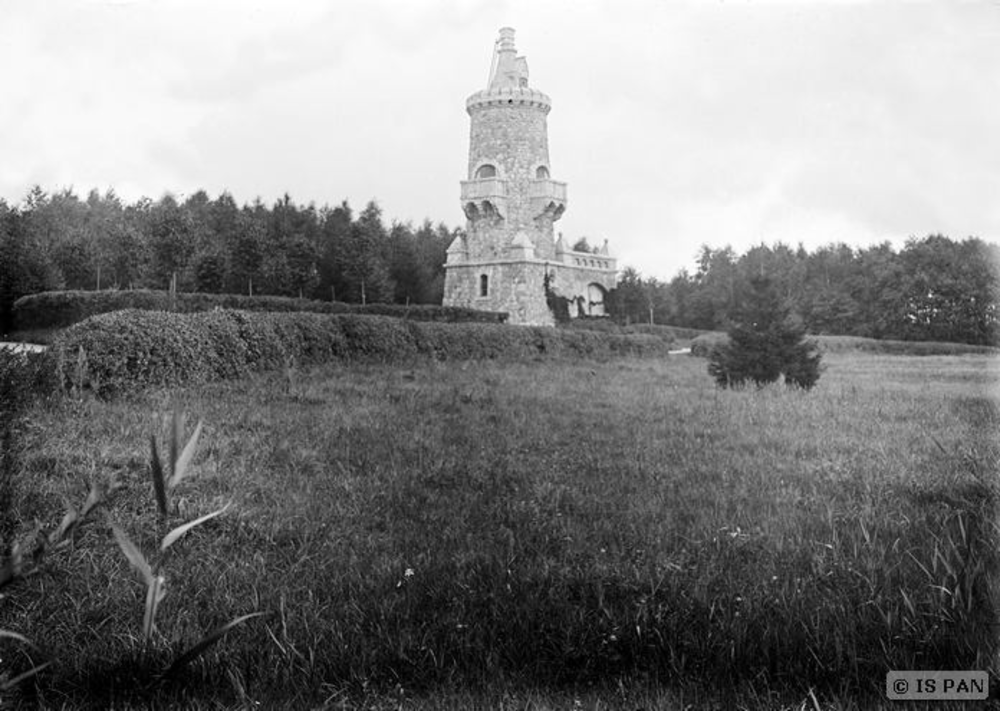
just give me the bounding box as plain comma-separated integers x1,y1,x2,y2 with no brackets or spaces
2,0,996,280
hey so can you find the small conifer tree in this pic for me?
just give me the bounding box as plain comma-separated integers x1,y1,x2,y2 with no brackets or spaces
708,276,822,389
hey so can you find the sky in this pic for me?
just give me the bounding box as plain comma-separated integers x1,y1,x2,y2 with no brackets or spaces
2,0,998,280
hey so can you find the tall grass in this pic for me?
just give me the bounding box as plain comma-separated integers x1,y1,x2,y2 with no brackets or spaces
1,351,997,707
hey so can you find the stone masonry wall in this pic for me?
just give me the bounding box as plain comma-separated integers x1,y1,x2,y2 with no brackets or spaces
467,101,554,258
546,262,617,317
444,257,616,325
443,260,554,326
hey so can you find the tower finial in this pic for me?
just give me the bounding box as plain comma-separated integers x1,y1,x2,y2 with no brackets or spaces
489,27,528,90
498,27,516,52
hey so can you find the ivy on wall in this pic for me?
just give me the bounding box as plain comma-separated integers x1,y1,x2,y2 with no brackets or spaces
543,271,571,324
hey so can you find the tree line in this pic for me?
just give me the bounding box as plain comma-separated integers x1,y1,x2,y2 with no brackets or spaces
609,237,999,346
2,185,996,345
0,187,458,334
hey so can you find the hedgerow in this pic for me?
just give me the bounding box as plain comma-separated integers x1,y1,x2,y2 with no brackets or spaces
690,332,1000,358
50,310,675,396
406,321,535,361
559,318,696,344
12,289,507,332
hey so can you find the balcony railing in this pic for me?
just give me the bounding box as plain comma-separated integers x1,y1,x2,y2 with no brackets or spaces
528,179,567,202
461,178,507,202
562,251,617,271
461,178,508,219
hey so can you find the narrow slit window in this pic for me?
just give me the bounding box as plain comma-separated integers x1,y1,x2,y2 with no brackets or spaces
480,274,489,297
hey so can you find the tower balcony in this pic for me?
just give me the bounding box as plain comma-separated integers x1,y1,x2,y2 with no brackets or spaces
461,178,507,220
529,179,567,221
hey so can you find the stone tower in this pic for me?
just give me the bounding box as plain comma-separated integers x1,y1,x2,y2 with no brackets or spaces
443,27,616,325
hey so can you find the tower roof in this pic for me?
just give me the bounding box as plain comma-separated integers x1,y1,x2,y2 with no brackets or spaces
488,27,528,90
468,27,550,113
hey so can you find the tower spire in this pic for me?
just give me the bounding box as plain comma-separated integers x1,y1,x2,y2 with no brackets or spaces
488,27,528,90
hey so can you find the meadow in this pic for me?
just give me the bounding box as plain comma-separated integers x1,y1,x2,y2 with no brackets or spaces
2,347,998,709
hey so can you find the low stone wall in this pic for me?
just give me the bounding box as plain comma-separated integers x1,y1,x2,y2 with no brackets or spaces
444,256,618,325
443,260,554,326
546,261,616,317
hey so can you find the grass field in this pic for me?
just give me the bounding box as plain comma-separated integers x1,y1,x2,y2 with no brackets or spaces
2,349,998,709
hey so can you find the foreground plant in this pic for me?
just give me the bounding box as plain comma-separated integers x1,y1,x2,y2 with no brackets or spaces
0,630,52,692
110,505,231,642
1,407,262,697
149,409,204,517
0,477,114,591
0,478,116,691
108,408,262,678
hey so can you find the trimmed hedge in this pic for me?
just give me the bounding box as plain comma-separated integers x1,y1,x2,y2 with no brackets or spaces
690,331,1000,358
813,335,1000,356
12,289,508,332
559,319,704,344
50,309,674,396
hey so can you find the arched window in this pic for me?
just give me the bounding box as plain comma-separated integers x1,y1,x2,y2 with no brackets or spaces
535,165,550,179
479,274,489,297
476,164,497,179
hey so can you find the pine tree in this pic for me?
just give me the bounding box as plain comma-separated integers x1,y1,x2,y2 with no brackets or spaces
708,276,822,389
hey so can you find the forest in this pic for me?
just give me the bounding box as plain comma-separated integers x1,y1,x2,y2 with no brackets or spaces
611,237,998,346
1,186,997,345
0,187,455,334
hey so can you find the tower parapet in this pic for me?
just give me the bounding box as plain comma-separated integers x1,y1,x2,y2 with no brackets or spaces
466,87,552,113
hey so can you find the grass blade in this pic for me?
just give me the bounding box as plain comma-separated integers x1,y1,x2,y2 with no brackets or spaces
164,612,266,679
142,575,166,641
169,410,182,490
73,345,87,392
161,502,231,552
80,480,105,519
0,630,49,690
48,503,79,545
0,629,39,649
110,522,153,585
150,433,168,516
0,661,52,691
169,419,203,491
0,542,25,590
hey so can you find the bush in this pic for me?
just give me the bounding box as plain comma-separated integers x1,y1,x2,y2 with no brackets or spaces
559,317,621,335
337,315,418,361
13,289,508,332
689,332,727,358
407,322,539,361
707,277,822,390
50,310,676,396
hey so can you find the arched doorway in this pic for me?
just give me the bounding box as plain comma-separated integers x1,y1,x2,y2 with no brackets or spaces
586,283,607,316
